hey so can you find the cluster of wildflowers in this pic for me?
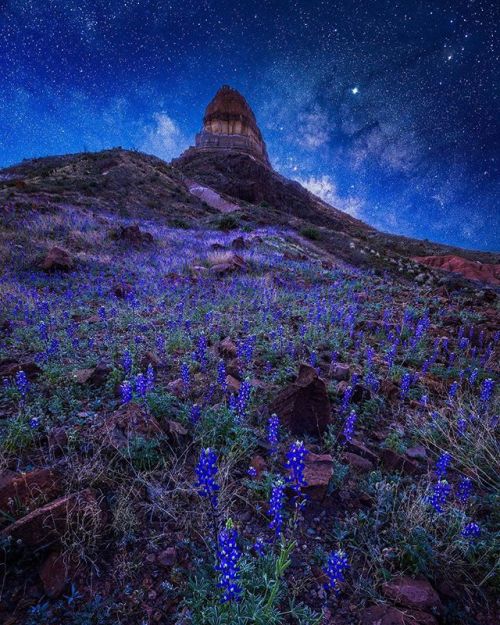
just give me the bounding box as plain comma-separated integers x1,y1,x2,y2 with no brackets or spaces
448,381,459,403
285,440,308,500
429,480,451,513
230,379,252,420
343,410,357,442
145,363,155,392
216,521,242,603
268,480,285,537
15,370,29,400
267,413,279,455
122,349,133,376
456,477,473,503
400,372,411,400
435,452,451,479
181,363,190,391
462,521,480,539
340,385,353,413
120,380,133,404
323,549,349,595
194,334,208,370
195,447,219,507
190,403,201,425
480,378,494,404
135,373,147,397
217,360,227,393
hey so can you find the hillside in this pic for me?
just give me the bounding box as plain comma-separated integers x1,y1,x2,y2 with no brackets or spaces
0,147,498,625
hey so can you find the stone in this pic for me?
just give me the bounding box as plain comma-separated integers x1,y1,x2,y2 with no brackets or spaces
39,552,69,598
72,363,111,387
181,85,271,167
405,445,427,461
231,236,246,250
157,547,177,568
342,452,374,472
1,489,103,548
330,363,350,381
380,448,421,476
0,358,42,381
39,246,74,272
250,455,267,479
302,453,333,500
361,605,438,625
113,283,133,298
140,351,162,370
382,576,442,612
344,438,379,464
270,363,332,437
412,254,500,286
113,224,153,245
225,374,241,393
219,337,238,358
0,468,61,511
100,402,163,449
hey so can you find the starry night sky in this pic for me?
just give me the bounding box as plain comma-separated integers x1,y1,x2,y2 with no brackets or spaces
1,0,498,251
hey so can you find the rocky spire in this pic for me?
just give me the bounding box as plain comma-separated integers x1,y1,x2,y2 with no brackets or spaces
192,85,270,167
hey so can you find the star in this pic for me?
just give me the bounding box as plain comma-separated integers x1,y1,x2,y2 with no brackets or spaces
351,87,359,94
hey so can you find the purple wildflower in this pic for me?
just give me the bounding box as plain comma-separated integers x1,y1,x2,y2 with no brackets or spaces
456,477,473,503
120,380,133,404
435,452,451,479
195,447,219,507
429,480,451,513
216,522,242,603
285,440,308,496
122,349,132,376
268,480,285,537
462,522,480,538
323,549,349,595
400,372,411,400
15,370,29,399
190,403,201,425
267,413,279,455
181,363,190,390
480,378,494,404
217,360,227,393
343,410,357,442
135,373,147,397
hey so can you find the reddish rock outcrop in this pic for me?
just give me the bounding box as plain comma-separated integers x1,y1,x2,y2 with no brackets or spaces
382,576,442,612
39,551,71,598
112,224,153,245
39,246,74,272
0,468,61,511
413,254,500,286
0,358,42,381
302,453,333,500
270,363,332,436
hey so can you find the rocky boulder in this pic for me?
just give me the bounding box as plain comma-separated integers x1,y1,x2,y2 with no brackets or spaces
270,363,332,436
39,246,74,272
382,576,442,612
413,254,500,286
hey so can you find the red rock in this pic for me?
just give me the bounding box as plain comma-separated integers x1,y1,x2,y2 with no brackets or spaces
100,402,163,448
412,254,500,286
167,378,185,396
113,224,153,245
361,605,438,625
0,358,42,380
157,547,177,568
380,448,421,475
39,552,69,598
219,337,238,358
380,379,400,402
382,576,442,612
0,468,61,511
39,246,74,272
302,453,333,500
250,455,267,479
344,438,378,464
140,351,161,370
225,374,241,393
342,452,374,472
72,363,110,387
270,363,332,436
1,489,103,548
231,236,246,250
330,363,350,381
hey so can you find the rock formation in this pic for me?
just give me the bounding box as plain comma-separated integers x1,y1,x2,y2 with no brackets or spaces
180,85,271,167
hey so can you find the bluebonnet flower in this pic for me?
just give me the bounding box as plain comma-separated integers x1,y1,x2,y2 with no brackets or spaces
364,371,379,392
15,370,29,399
268,480,285,537
457,417,467,436
323,549,349,595
253,536,266,557
216,521,242,603
135,373,147,397
341,385,353,413
145,363,155,392
469,368,479,385
480,378,494,404
429,480,451,513
155,334,165,358
247,466,257,478
400,372,411,400
38,321,48,342
386,342,398,368
195,334,208,369
46,338,59,358
343,410,357,442
448,381,459,402
29,417,40,429
233,379,252,420
462,522,480,538
190,403,201,425
181,363,190,390
98,306,106,322
309,352,317,368
285,440,308,496
456,477,473,503
122,349,132,376
195,447,219,507
217,360,227,393
120,380,133,404
267,414,279,455
435,452,451,479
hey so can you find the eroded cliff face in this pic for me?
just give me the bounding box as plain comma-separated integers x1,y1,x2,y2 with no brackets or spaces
184,85,271,167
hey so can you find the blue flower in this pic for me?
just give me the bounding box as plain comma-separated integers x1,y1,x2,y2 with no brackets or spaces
456,477,473,503
435,452,451,479
462,521,480,538
400,372,411,400
217,359,227,393
195,447,219,507
429,480,451,513
323,549,349,595
120,380,133,404
216,521,242,603
268,480,285,537
267,414,279,455
343,410,357,442
190,403,201,425
480,378,494,404
122,349,133,376
15,370,29,399
285,440,308,497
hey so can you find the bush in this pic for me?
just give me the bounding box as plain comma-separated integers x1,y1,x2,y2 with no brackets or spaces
300,226,321,241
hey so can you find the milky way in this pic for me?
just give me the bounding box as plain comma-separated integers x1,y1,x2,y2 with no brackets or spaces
0,0,498,250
